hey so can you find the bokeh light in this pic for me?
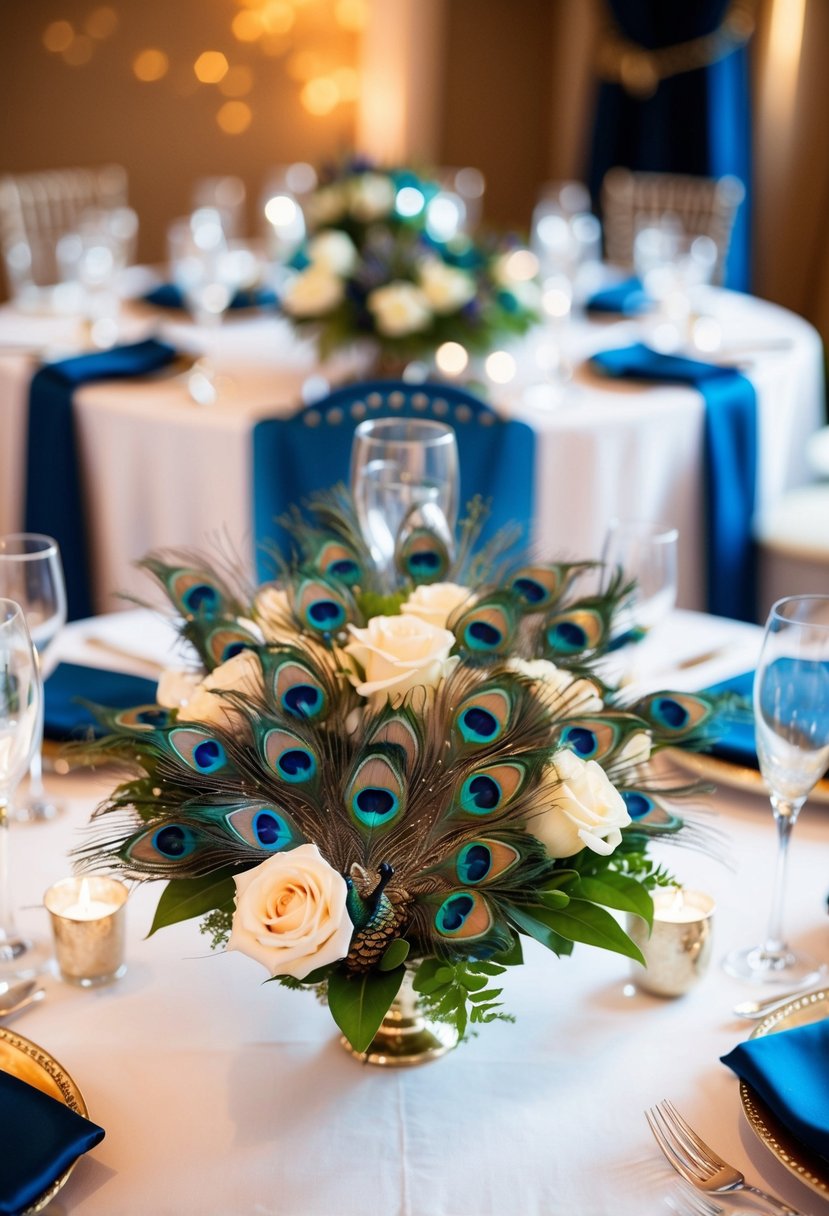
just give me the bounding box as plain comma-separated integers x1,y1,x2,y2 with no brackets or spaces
501,250,539,281
194,51,229,84
435,342,469,377
216,100,252,134
85,6,118,39
300,76,339,116
332,65,359,102
43,20,74,53
231,10,262,42
396,186,425,218
133,48,169,82
219,65,253,97
485,351,517,384
264,194,300,227
335,0,368,31
287,50,322,81
261,1,295,34
62,35,94,66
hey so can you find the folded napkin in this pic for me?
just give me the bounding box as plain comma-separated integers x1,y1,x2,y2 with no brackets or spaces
144,283,278,311
722,1017,829,1162
585,276,650,316
590,343,757,623
44,662,159,741
24,338,178,621
0,1068,105,1216
706,668,829,778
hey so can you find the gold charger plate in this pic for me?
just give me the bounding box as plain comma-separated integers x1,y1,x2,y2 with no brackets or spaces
739,989,829,1198
0,1025,89,1213
667,748,829,807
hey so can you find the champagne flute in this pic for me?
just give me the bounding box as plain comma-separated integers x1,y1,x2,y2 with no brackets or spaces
600,518,678,673
0,599,47,980
350,418,459,590
724,595,829,985
0,535,67,822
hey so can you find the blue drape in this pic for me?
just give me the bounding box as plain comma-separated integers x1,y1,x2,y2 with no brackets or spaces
588,0,751,290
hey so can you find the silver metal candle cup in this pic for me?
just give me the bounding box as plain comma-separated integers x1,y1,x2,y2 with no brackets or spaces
44,876,128,986
627,887,715,998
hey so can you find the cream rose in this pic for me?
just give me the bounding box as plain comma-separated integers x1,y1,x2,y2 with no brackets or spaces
344,612,458,705
156,668,204,710
614,730,653,772
228,844,353,979
367,281,432,337
252,586,296,644
282,264,344,317
306,184,346,227
507,657,603,714
348,172,395,220
533,748,631,858
182,649,263,729
417,258,476,315
401,582,470,630
307,229,357,276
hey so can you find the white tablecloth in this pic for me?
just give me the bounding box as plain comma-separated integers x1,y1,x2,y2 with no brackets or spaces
7,608,829,1215
0,291,823,617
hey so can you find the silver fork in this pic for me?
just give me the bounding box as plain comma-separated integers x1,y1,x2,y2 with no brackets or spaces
645,1100,804,1215
664,1183,729,1216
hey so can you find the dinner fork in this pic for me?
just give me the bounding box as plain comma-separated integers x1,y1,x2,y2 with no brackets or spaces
645,1100,804,1215
664,1182,735,1216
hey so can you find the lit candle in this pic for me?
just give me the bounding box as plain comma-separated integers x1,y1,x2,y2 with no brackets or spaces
62,877,121,921
627,886,715,997
44,875,128,986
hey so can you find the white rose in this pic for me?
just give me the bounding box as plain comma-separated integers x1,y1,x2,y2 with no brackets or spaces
401,582,470,630
282,264,344,318
253,586,297,644
614,730,653,773
306,184,346,227
348,172,395,220
507,658,603,714
182,649,263,729
156,668,204,710
534,748,631,858
228,843,353,979
367,281,432,337
344,612,458,705
307,229,357,276
417,258,476,315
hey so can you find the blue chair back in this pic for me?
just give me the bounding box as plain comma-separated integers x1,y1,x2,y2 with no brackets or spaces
252,380,536,580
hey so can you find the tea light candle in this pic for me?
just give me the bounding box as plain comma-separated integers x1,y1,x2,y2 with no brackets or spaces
44,875,128,987
627,886,715,997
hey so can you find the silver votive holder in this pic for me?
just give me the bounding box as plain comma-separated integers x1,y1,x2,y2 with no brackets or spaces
627,886,715,997
44,876,128,987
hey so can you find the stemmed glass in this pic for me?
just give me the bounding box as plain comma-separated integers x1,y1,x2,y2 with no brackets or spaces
0,535,67,822
0,599,46,980
724,595,829,985
350,418,460,590
601,518,678,644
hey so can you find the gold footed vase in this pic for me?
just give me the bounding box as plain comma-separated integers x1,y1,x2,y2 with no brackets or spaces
340,971,459,1067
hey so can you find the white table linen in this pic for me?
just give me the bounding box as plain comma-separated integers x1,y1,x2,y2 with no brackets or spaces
0,290,823,616
7,608,829,1215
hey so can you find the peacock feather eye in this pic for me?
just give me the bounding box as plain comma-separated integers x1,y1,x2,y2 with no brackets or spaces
226,803,296,851
395,530,450,585
263,728,318,784
433,890,493,939
293,577,352,636
169,728,229,774
171,570,223,619
272,660,327,720
455,839,521,885
619,790,683,833
368,715,420,773
622,791,656,819
316,541,363,588
114,705,172,731
452,599,516,655
124,822,198,866
508,565,562,610
205,626,257,668
543,608,606,656
454,688,512,745
345,754,406,832
633,691,715,740
458,761,525,815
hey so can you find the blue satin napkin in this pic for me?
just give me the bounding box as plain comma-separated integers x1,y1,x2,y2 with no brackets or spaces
0,1068,105,1216
585,276,650,316
590,343,758,622
721,1017,829,1162
44,662,159,741
24,338,178,621
144,283,278,311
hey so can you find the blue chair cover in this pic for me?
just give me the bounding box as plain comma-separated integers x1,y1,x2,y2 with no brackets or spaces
252,381,536,581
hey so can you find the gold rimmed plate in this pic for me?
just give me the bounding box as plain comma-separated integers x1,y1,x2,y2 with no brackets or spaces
739,989,829,1198
0,1025,89,1213
667,748,829,806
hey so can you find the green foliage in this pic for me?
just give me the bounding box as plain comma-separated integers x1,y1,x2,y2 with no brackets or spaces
327,965,406,1053
379,938,410,971
412,958,515,1041
568,874,654,930
199,908,233,950
356,588,409,619
147,870,236,938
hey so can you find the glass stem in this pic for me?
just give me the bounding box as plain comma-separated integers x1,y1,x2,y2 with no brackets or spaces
28,694,45,800
0,798,24,959
763,796,802,956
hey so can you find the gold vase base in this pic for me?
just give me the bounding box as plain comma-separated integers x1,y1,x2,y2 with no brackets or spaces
340,1003,459,1067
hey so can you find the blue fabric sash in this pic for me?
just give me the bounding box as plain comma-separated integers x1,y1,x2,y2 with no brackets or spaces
0,1069,104,1216
585,276,650,316
144,284,278,311
590,343,757,621
44,661,159,740
24,339,178,621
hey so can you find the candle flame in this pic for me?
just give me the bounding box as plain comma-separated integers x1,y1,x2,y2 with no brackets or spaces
78,877,93,912
668,886,686,916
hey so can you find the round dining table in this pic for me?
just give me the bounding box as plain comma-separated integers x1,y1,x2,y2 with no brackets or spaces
7,606,829,1216
0,287,822,617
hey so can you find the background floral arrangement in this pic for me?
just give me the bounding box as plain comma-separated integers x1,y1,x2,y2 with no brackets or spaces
278,157,541,363
78,491,721,1053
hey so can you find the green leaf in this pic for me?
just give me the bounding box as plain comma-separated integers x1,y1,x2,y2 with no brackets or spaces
534,898,646,964
507,905,575,956
299,964,335,986
327,967,405,1054
536,889,570,911
542,869,579,891
570,875,654,929
379,938,410,972
411,958,451,993
458,972,488,992
147,871,236,937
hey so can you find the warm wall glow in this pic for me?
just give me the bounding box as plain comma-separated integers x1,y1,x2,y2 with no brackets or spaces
43,20,74,53
301,76,339,115
332,65,359,101
63,35,94,66
85,6,118,40
133,48,169,82
287,50,322,80
216,100,252,133
220,65,254,97
261,1,295,34
232,10,262,41
194,51,229,84
766,0,806,123
335,0,368,31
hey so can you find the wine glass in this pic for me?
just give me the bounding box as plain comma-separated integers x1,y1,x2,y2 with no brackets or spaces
0,599,47,980
601,518,678,638
0,535,67,822
350,418,459,590
724,595,829,986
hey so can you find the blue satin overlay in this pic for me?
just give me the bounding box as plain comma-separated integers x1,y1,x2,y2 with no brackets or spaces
252,380,536,582
24,338,178,621
590,343,757,621
144,284,278,311
44,661,159,741
0,1069,105,1216
722,1018,829,1162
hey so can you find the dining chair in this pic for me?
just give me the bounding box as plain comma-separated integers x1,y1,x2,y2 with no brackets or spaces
252,380,536,580
601,167,745,285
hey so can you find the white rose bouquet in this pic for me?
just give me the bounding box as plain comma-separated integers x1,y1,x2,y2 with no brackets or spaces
79,489,725,1057
279,156,540,366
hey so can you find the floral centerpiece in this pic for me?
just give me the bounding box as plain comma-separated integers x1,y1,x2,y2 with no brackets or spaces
78,491,721,1059
278,157,541,367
